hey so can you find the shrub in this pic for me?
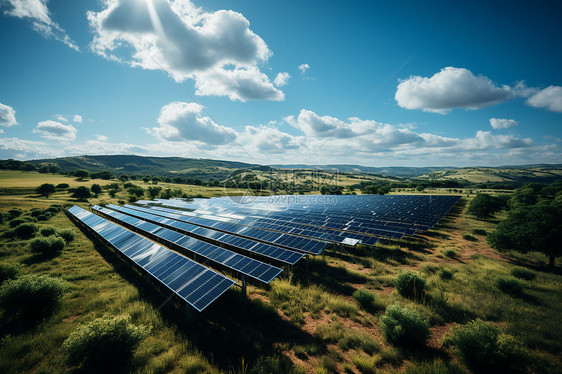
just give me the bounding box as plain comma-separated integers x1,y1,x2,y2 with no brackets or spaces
7,208,22,220
56,183,69,189
353,289,375,309
462,234,477,241
443,249,459,259
472,228,488,236
9,218,27,228
57,229,75,243
0,212,7,225
248,355,301,374
379,302,429,348
511,267,536,281
438,268,454,280
445,319,527,372
31,209,45,217
40,226,57,237
61,314,149,369
29,235,65,257
495,276,524,296
0,275,67,321
1,229,16,239
37,214,51,221
14,223,38,239
395,271,426,301
0,263,21,284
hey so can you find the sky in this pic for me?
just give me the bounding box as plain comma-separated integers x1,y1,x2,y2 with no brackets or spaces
0,0,561,167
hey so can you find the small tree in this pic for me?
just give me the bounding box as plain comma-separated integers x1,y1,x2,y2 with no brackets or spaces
119,174,129,182
379,302,429,348
35,183,56,198
467,193,504,219
73,169,89,180
71,186,92,201
91,184,102,197
147,186,162,199
488,202,561,267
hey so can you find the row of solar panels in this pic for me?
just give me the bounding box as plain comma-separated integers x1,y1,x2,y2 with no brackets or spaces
142,195,460,241
93,205,287,285
103,205,304,265
124,204,328,254
67,206,235,312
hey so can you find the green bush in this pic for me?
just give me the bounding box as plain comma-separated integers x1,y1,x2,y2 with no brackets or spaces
353,289,375,309
495,276,524,296
395,271,426,301
443,249,459,259
57,229,75,243
510,267,536,281
445,319,527,372
8,218,26,228
438,268,454,280
30,209,45,217
7,208,22,220
1,229,16,239
379,302,429,348
462,234,477,241
62,314,149,369
0,275,67,321
14,223,38,239
0,263,21,284
37,213,52,221
29,236,65,257
472,228,488,236
40,226,57,237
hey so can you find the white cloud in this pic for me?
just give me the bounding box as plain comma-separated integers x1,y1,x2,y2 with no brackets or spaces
87,0,283,101
0,103,18,127
54,114,68,122
395,67,513,113
73,114,83,123
96,134,108,141
33,120,77,141
240,125,301,153
490,118,518,129
0,137,59,158
3,0,79,51
526,86,562,112
152,101,234,145
298,63,310,74
274,72,290,87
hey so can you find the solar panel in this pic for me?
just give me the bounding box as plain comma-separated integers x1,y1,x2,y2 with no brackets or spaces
67,206,235,312
124,204,328,255
92,206,283,283
105,204,304,265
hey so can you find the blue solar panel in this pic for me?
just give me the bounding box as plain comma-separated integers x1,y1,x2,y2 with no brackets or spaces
105,204,304,265
67,206,235,312
92,206,283,284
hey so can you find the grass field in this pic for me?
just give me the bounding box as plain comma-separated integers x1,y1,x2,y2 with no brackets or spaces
0,171,560,373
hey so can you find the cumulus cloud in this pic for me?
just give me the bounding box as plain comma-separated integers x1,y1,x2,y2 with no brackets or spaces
96,134,108,141
240,125,301,153
73,114,83,123
298,63,310,74
54,114,68,122
152,101,234,145
395,67,513,113
87,0,283,101
274,72,290,87
3,0,79,51
33,120,77,141
526,86,562,112
490,118,518,129
0,103,18,127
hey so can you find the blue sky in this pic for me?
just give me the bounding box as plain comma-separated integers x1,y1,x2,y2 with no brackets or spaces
0,0,561,167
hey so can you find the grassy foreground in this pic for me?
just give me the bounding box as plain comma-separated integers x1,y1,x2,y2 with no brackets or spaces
0,172,560,373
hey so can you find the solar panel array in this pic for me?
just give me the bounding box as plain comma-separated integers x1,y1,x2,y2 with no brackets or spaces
103,204,304,265
92,205,283,283
67,206,235,312
139,194,460,244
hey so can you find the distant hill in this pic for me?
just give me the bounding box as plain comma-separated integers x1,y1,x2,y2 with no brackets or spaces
29,155,258,180
271,164,458,178
416,165,562,184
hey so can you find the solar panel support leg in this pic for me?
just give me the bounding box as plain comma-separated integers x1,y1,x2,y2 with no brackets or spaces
241,274,247,296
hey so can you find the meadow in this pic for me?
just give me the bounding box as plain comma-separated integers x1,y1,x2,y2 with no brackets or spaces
0,171,560,373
